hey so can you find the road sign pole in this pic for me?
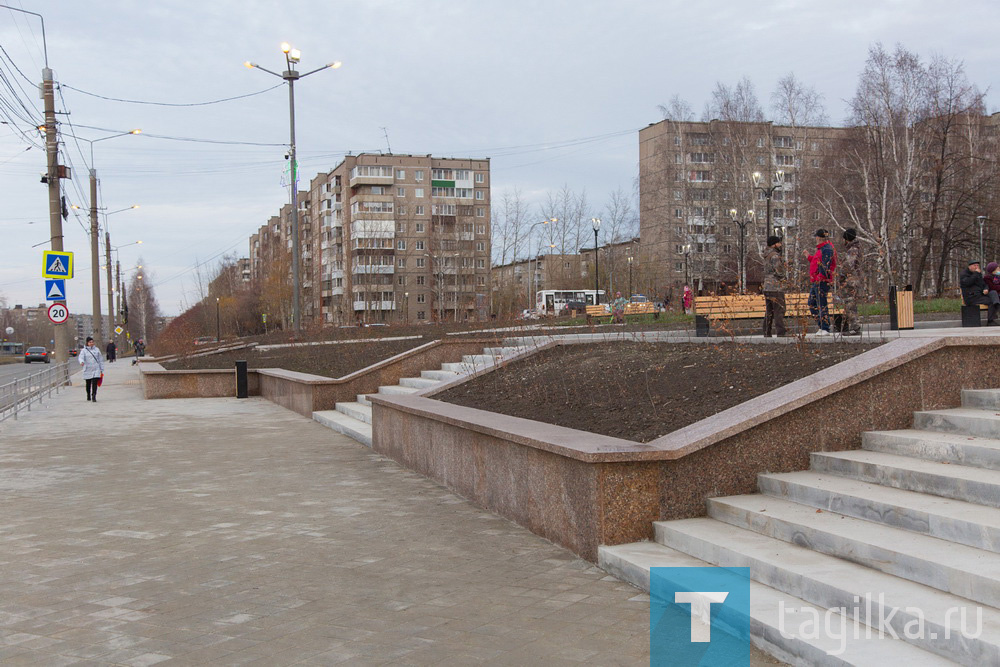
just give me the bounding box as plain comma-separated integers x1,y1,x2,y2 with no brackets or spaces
43,67,70,367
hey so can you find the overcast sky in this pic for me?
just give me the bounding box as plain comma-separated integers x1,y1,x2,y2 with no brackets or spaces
1,0,997,315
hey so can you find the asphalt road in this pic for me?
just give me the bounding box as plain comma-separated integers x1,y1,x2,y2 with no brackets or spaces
0,358,79,384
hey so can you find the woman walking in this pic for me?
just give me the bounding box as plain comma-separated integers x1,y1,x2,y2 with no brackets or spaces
79,336,105,402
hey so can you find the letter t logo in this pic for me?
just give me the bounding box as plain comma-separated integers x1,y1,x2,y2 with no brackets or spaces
675,591,730,642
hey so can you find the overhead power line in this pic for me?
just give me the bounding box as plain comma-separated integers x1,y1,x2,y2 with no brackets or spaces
60,83,284,107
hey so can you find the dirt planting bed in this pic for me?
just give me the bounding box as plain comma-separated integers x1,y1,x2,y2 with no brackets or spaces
436,341,881,443
162,337,429,378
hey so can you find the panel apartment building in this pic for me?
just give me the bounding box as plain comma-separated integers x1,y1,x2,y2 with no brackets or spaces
293,154,491,326
638,118,850,294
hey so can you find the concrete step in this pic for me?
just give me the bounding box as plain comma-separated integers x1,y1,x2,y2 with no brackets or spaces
397,376,439,390
599,541,951,666
335,401,371,425
963,389,1000,410
376,384,419,396
758,470,1000,553
439,362,468,373
913,408,1000,439
356,393,372,407
312,410,372,447
708,493,1000,608
655,517,1000,663
460,354,503,365
811,450,1000,508
420,369,462,381
863,429,1000,471
480,346,523,357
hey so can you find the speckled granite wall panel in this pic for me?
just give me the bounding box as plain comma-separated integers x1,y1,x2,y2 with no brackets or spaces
140,367,260,399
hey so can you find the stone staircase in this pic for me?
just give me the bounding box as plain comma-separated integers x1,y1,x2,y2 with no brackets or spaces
600,388,1000,665
312,345,529,447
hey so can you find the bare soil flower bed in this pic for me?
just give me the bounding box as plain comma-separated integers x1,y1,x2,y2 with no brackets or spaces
436,342,881,443
162,337,428,378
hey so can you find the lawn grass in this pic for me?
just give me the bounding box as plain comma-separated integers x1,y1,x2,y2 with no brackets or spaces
859,297,962,316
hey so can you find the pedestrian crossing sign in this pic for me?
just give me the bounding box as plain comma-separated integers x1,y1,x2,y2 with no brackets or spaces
42,251,73,279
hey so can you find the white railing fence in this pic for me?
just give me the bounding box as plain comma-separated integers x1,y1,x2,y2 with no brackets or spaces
0,362,71,422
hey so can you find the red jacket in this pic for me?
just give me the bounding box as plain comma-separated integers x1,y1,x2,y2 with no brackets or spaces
808,240,837,283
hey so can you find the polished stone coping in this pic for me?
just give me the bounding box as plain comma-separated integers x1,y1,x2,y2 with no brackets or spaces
370,336,991,463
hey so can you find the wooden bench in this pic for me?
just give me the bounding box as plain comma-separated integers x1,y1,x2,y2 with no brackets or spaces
694,293,844,336
584,302,655,323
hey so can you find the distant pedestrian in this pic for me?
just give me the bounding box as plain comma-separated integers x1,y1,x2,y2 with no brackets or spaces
762,235,787,337
961,261,1000,325
840,229,864,335
611,291,627,324
79,336,104,402
805,229,837,335
135,339,146,357
683,284,693,314
106,340,117,362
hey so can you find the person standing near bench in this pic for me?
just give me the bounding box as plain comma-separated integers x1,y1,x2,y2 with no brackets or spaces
762,235,787,337
840,228,864,336
960,260,1000,326
806,228,837,336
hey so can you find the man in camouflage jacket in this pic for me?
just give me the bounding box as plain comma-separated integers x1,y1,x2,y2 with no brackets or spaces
762,235,787,337
840,228,863,335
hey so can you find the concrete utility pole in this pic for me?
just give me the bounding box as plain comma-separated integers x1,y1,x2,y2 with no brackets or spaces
43,67,69,366
89,170,101,343
105,229,113,339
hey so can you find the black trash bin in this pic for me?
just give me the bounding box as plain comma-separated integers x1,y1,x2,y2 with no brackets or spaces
235,360,248,398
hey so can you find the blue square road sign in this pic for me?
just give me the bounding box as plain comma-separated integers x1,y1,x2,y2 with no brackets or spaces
42,250,73,279
45,279,66,301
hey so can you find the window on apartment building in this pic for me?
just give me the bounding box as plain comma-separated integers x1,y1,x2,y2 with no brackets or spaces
397,240,407,250
673,191,682,200
723,244,732,253
475,190,484,200
396,223,406,234
675,245,683,253
371,186,385,195
415,188,424,198
415,223,425,232
691,189,711,201
811,159,820,168
416,240,425,250
476,242,486,251
477,276,485,286
675,172,682,182
689,171,712,182
689,153,715,163
416,276,425,285
674,154,682,164
692,206,710,218
455,170,470,181
675,262,683,271
673,136,681,146
397,169,405,179
475,172,484,183
397,276,406,285
416,294,425,303
775,155,795,166
675,208,683,218
397,258,406,268
416,258,425,268
774,136,793,148
476,259,485,268
415,170,424,181
476,224,486,234
476,207,485,217
756,156,766,165
812,211,820,220
415,206,425,216
397,205,406,216
675,225,683,234
811,142,819,151
757,137,765,148
397,187,405,197
689,133,710,146
724,226,732,236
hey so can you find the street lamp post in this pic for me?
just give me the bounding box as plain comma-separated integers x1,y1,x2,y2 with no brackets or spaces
627,256,634,297
591,218,601,303
729,209,756,295
216,298,221,343
752,170,785,238
978,216,988,267
683,243,692,288
246,45,341,332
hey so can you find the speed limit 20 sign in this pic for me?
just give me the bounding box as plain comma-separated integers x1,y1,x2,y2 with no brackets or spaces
47,303,69,324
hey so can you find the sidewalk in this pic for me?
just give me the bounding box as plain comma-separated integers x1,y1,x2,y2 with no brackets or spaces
0,363,651,666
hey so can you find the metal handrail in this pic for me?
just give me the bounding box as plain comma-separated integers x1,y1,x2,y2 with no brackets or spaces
0,362,71,422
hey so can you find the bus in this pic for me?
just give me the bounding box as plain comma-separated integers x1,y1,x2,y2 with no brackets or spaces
535,290,605,316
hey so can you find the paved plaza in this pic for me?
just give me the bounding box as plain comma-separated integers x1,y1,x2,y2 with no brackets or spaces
0,363,653,666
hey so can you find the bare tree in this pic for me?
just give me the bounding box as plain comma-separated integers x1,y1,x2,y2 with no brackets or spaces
703,76,765,123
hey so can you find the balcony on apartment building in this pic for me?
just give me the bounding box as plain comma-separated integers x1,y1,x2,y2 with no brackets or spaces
349,166,394,187
352,300,396,311
350,219,395,238
351,261,395,275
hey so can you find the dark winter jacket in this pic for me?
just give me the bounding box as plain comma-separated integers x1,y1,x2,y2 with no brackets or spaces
808,241,837,283
762,247,785,293
960,268,988,304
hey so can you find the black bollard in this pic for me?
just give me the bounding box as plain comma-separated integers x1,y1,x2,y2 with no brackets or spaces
235,360,248,399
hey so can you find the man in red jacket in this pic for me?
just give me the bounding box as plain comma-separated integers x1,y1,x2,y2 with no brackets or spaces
805,229,837,335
